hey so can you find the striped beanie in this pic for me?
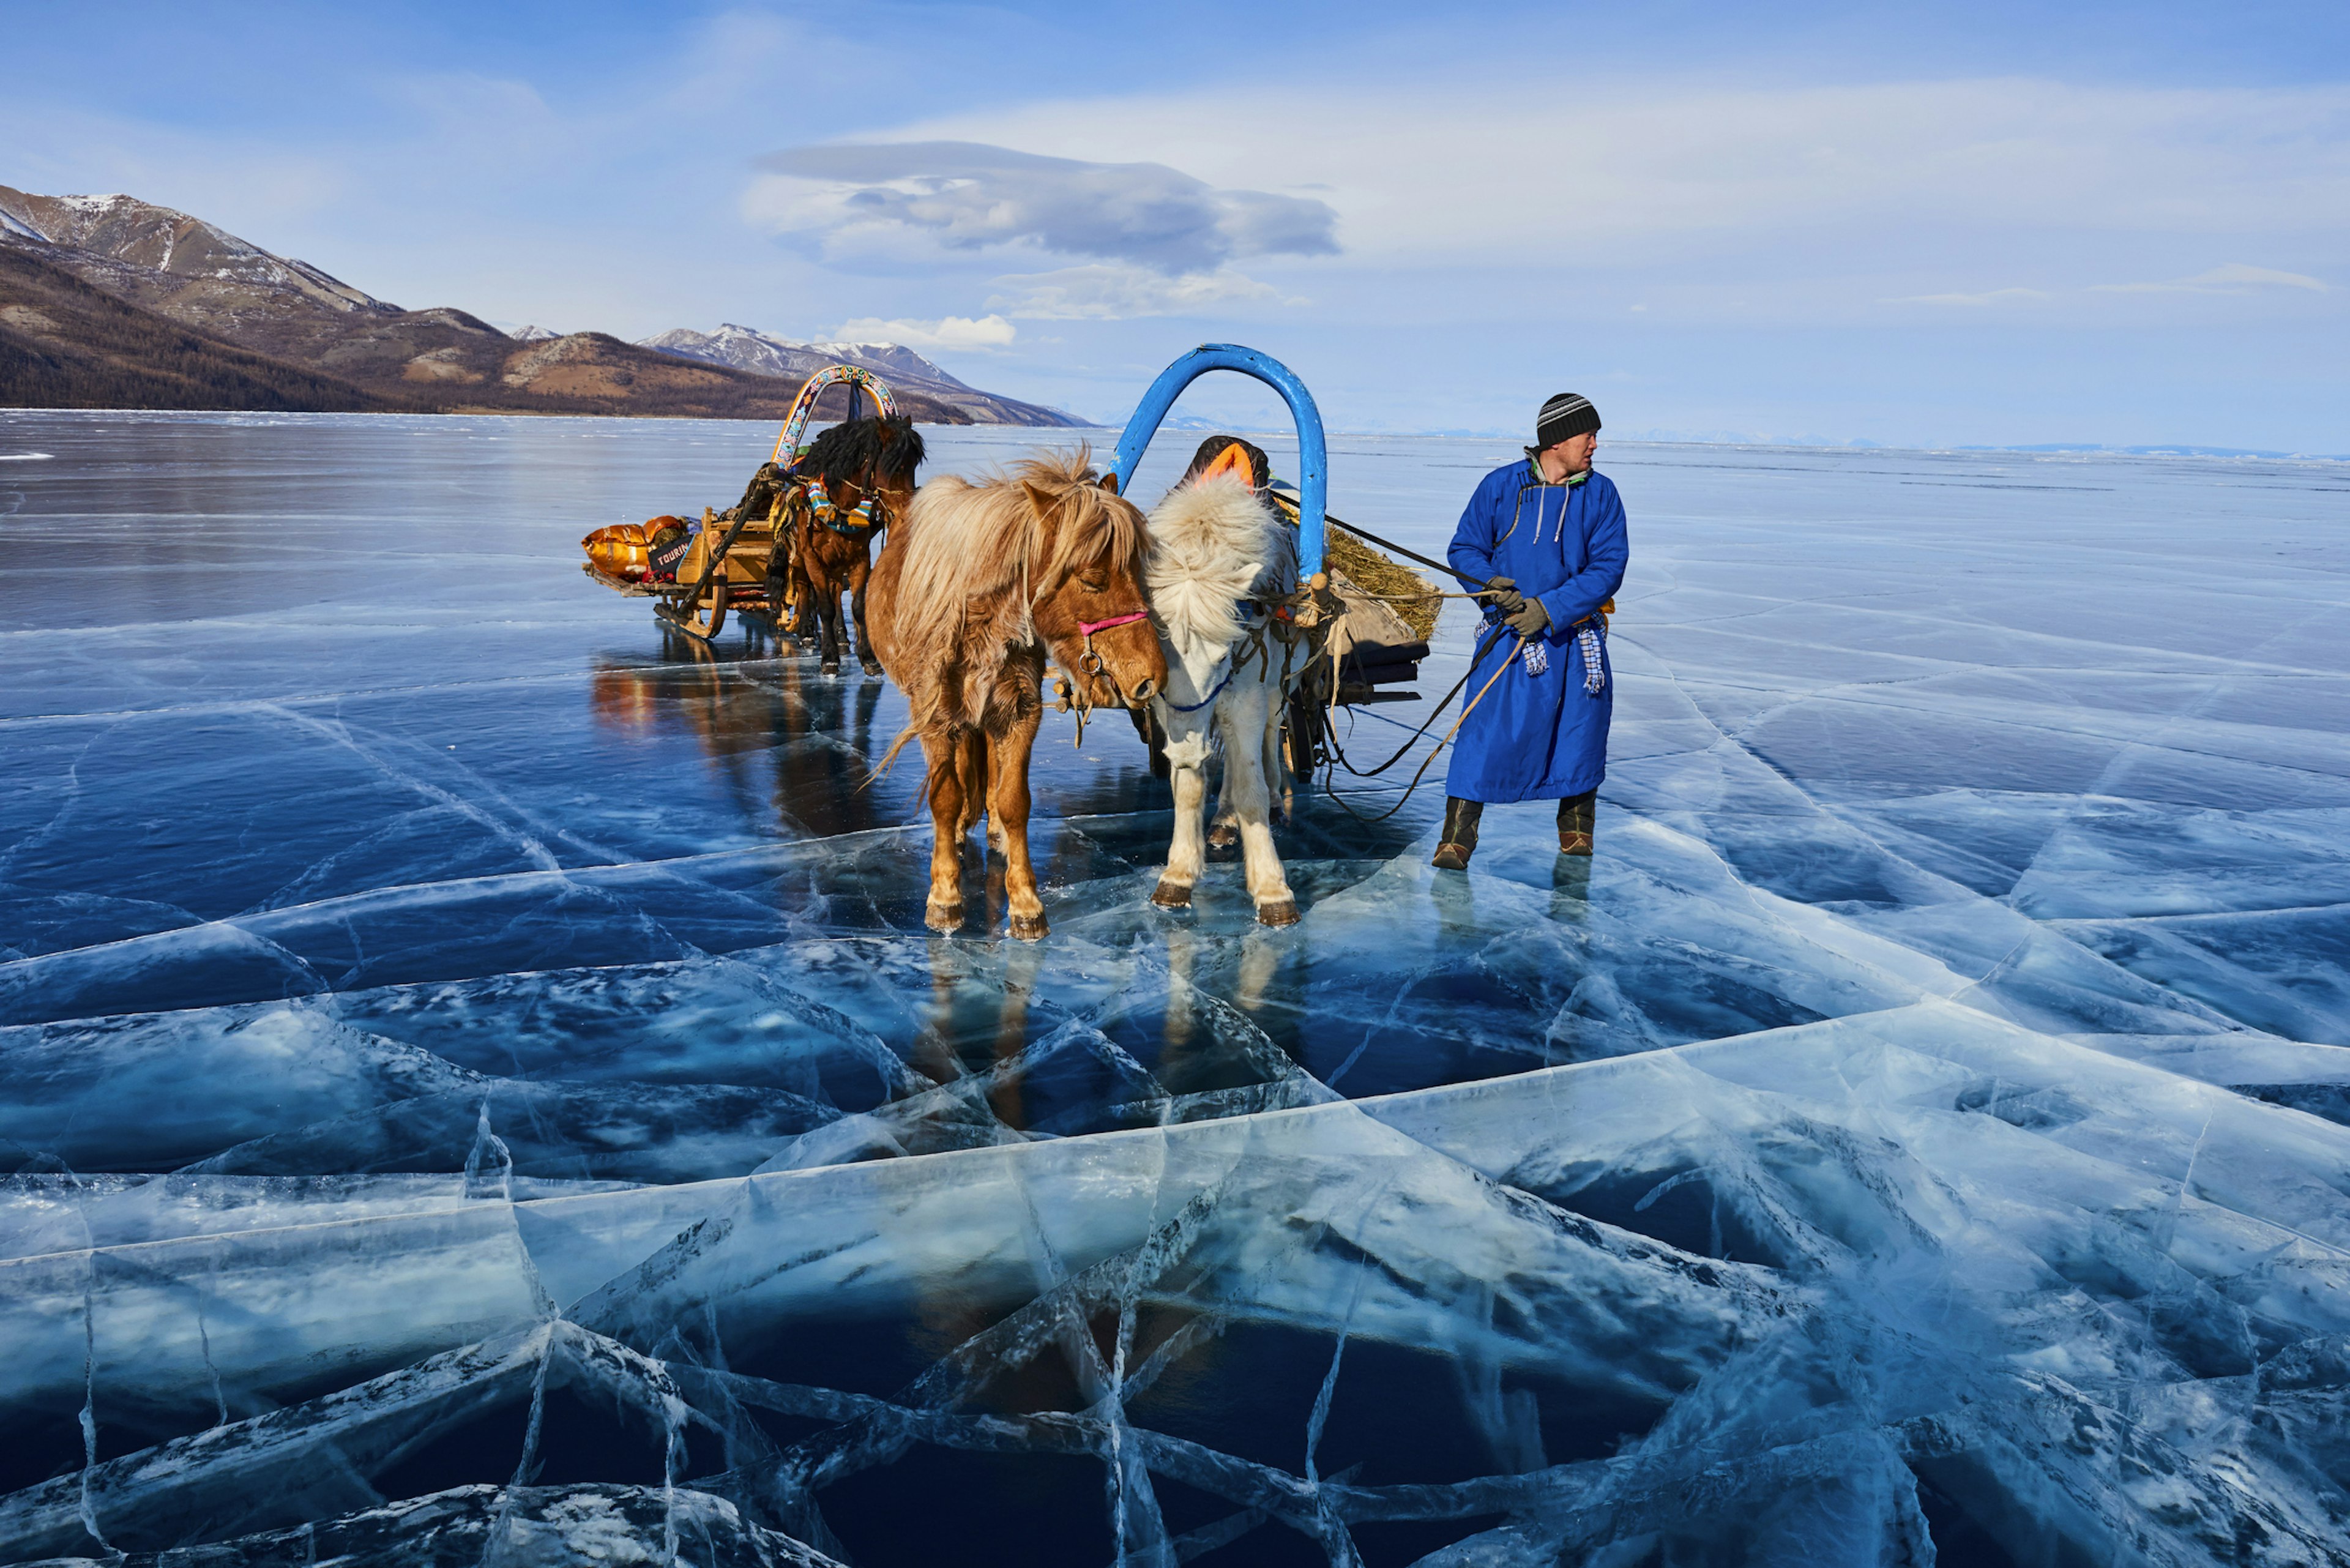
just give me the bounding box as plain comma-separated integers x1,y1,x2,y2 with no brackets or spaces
1536,393,1601,447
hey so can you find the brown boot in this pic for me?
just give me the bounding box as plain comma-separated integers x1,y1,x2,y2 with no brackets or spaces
1557,790,1595,856
1431,797,1483,870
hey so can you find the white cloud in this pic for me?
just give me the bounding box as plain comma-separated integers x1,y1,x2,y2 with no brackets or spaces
1890,287,2053,306
880,78,2350,267
720,75,2350,338
2092,263,2329,294
985,265,1282,319
827,313,1016,351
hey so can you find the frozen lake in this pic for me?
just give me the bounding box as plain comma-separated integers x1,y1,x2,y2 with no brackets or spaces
2,409,2348,1566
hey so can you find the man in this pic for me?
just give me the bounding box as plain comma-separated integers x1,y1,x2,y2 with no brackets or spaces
1432,392,1628,870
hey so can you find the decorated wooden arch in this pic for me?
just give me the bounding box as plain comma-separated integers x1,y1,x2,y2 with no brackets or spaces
769,365,901,465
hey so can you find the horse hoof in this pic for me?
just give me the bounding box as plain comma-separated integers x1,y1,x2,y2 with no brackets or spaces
821,663,841,678
859,660,884,678
1009,913,1049,941
925,900,964,933
1151,880,1193,909
1207,823,1240,849
1255,897,1300,927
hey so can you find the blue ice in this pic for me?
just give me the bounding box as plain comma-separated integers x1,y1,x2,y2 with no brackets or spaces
2,411,2348,1565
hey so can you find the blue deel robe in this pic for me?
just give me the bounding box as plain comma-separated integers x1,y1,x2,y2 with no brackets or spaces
1442,459,1630,803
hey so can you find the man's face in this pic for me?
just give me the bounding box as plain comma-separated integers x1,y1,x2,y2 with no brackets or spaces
1548,431,1597,476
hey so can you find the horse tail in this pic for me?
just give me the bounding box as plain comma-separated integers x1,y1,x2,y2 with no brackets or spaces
866,684,955,799
865,718,977,818
866,723,923,793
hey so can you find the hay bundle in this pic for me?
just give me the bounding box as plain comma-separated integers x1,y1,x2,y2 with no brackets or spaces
1326,527,1438,641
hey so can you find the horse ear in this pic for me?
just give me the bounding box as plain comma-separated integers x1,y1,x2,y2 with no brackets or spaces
1021,480,1061,519
1097,471,1119,496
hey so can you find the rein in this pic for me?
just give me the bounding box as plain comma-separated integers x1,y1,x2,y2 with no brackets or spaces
1316,625,1525,827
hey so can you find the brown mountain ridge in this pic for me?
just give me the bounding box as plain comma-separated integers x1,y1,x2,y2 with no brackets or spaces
0,186,1074,424
0,244,398,414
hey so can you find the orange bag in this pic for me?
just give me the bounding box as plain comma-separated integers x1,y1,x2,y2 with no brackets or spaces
582,522,652,581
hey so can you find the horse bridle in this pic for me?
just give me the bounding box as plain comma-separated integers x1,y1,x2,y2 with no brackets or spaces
1073,609,1151,679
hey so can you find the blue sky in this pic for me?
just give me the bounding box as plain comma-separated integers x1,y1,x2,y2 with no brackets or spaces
4,1,2346,449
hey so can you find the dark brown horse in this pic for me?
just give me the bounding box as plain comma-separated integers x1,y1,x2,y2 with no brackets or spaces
867,449,1166,939
788,416,924,676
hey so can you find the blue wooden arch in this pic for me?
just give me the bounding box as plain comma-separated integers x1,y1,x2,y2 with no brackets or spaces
1108,344,1328,581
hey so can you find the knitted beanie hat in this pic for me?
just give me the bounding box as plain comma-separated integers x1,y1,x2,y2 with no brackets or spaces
1536,393,1601,447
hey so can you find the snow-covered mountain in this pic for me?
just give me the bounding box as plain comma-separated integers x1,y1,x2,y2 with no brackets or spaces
0,185,390,318
636,324,1075,424
638,324,972,391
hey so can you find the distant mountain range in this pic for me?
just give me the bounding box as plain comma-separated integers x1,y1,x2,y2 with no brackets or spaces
638,324,1069,425
0,185,1078,425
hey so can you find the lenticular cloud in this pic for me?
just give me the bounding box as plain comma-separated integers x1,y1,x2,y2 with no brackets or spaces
752,140,1340,272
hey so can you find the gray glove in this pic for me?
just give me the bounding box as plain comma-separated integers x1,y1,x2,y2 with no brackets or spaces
1485,575,1526,614
1504,598,1550,638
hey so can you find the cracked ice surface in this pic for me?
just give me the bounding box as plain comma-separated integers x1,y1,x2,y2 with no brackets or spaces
2,412,2349,1566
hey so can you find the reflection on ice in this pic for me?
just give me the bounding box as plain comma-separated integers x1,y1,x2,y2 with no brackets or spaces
4,414,2349,1563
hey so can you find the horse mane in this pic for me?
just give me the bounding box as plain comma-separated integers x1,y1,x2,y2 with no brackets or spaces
1146,472,1296,662
886,445,1146,732
804,415,926,491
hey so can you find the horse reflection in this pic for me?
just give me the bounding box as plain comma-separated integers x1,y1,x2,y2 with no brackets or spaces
915,935,1043,1130
588,635,888,838
1156,920,1288,1092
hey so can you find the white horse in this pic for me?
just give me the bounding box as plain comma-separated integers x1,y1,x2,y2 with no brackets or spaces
1144,472,1307,927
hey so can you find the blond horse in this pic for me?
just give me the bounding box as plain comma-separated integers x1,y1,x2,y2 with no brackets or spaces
865,450,1166,939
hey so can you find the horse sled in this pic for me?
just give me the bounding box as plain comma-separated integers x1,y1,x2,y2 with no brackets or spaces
580,364,914,665
581,342,1440,935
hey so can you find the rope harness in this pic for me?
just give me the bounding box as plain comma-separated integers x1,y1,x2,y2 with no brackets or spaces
1162,599,1298,714
811,489,886,538
1315,623,1525,827
1051,581,1336,753
1163,661,1236,715
786,476,890,539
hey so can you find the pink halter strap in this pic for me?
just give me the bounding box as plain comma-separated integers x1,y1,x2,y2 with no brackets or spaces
1076,610,1152,637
